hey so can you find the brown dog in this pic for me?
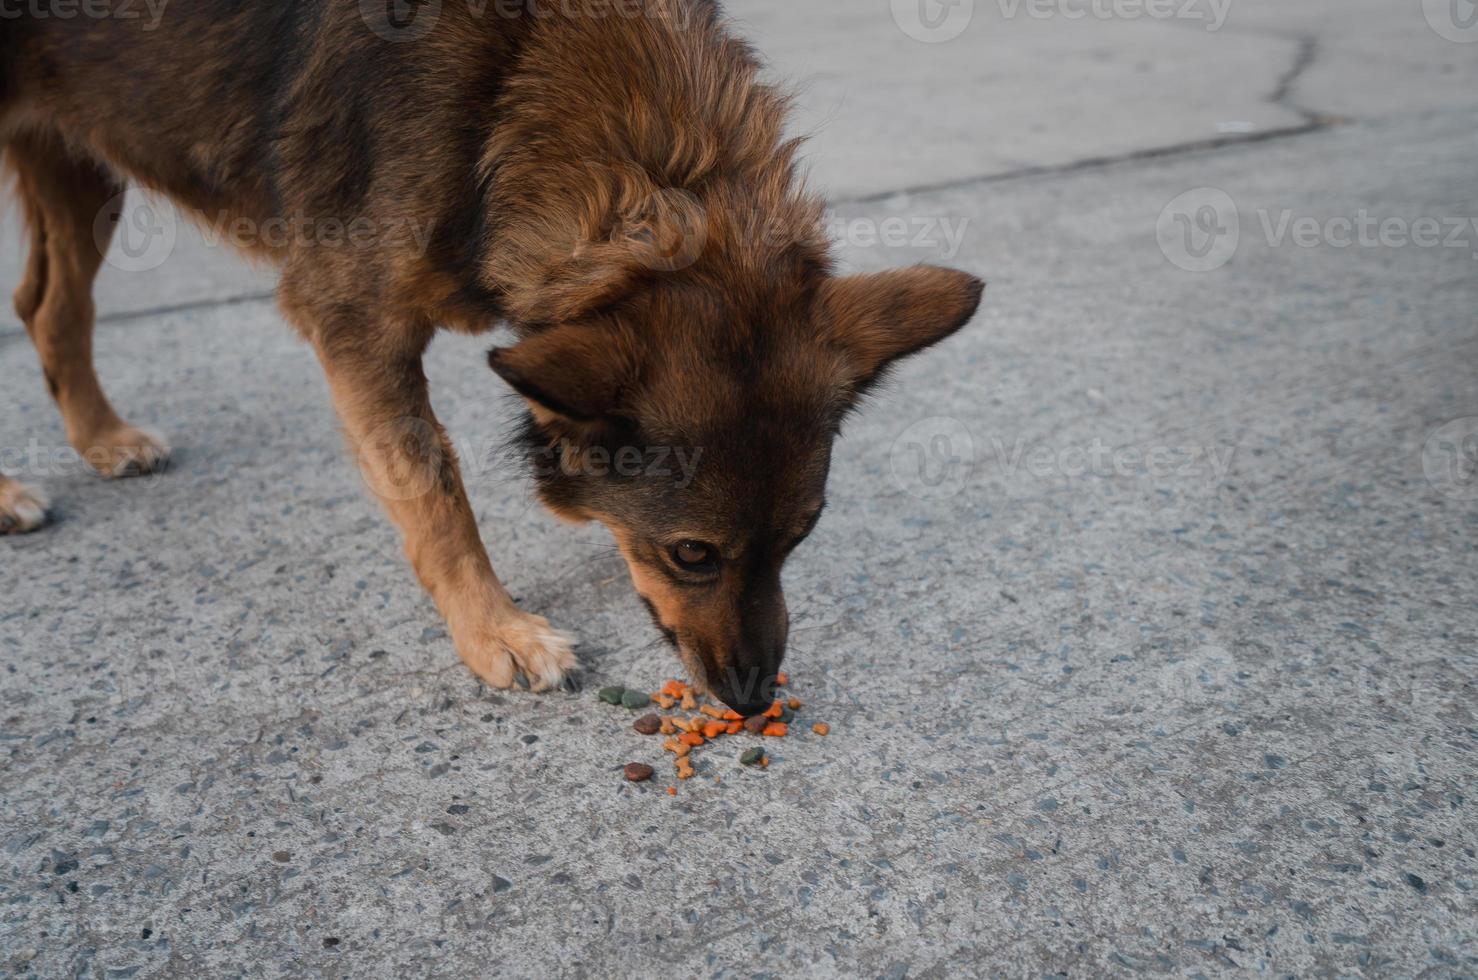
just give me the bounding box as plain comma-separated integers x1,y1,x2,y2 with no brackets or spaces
1,0,982,713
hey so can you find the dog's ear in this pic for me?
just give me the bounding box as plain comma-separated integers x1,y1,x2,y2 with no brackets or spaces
488,322,640,428
818,266,984,386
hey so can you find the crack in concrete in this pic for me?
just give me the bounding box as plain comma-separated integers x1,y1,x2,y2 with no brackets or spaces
840,119,1336,207
1270,35,1322,122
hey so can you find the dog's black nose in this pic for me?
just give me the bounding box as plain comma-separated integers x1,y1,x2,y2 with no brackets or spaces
715,672,781,718
729,697,773,718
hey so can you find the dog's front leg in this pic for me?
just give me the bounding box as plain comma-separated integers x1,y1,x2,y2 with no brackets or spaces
308,320,577,691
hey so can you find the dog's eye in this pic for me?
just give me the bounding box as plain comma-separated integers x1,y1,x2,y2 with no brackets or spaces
672,540,718,572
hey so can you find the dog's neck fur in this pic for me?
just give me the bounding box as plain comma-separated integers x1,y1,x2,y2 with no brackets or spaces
476,0,828,332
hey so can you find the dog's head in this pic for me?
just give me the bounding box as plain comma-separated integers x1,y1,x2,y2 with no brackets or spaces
490,266,982,714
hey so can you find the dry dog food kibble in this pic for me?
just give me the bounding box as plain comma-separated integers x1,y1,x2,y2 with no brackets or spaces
601,675,826,789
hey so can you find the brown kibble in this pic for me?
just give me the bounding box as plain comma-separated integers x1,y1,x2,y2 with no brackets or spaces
743,714,768,735
812,722,830,736
624,763,654,782
788,697,802,711
633,714,661,736
761,722,788,737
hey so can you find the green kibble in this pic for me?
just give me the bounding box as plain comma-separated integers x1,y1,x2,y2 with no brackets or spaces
778,706,795,724
740,747,765,766
621,689,651,710
598,686,626,705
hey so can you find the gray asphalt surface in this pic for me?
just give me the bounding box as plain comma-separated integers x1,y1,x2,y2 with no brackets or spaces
3,2,1476,976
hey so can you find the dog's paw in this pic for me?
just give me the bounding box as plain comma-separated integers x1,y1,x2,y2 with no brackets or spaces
0,479,50,534
455,610,579,692
78,425,170,478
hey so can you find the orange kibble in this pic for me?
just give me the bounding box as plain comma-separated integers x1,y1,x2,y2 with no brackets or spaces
760,757,770,768
763,701,784,720
680,691,697,711
775,672,788,686
788,697,802,710
659,717,677,735
725,721,743,735
702,720,726,740
666,786,677,796
812,723,830,736
679,732,705,747
677,757,696,780
699,705,727,719
762,722,788,737
661,680,688,698
721,709,743,721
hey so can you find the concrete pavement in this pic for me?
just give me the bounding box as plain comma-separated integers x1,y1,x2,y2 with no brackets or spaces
2,2,1476,976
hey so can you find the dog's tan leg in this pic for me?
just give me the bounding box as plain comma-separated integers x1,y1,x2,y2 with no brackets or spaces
304,318,577,690
7,134,168,478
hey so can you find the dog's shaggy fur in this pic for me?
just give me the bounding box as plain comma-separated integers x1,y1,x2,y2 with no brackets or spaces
1,0,982,712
